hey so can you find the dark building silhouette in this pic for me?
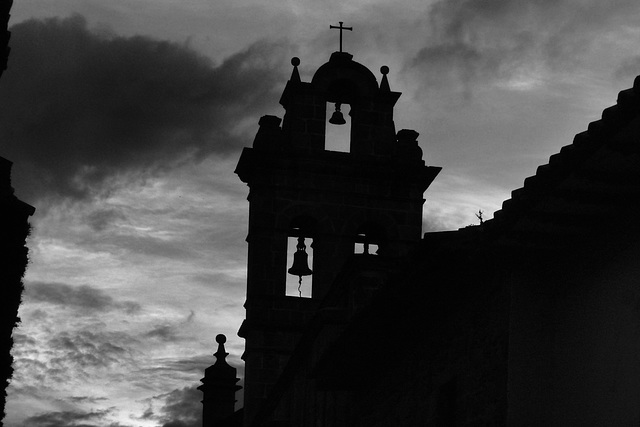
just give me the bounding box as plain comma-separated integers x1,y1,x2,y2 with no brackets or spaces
202,43,640,426
0,158,34,423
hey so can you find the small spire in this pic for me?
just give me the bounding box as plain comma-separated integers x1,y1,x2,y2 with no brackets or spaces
290,57,301,83
199,334,241,426
380,65,390,92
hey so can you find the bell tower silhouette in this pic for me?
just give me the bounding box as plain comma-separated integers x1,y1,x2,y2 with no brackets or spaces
235,31,441,424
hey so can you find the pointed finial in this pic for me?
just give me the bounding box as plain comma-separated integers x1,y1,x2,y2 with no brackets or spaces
214,334,229,362
380,65,390,92
290,57,301,83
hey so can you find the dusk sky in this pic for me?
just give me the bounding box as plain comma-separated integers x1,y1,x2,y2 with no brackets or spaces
2,0,640,425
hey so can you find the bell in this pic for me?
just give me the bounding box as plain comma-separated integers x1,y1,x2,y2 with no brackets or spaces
288,237,313,277
329,103,346,125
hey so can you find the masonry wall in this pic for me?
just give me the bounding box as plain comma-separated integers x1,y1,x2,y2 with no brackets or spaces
508,238,640,426
257,239,511,427
348,256,510,427
237,137,433,425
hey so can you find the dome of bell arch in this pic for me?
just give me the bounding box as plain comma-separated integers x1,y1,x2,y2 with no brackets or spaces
311,52,379,104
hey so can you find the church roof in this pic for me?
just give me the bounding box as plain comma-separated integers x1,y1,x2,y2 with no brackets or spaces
317,74,640,383
488,76,640,250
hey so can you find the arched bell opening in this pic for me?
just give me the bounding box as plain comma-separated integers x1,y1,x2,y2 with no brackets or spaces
285,216,317,298
325,102,351,152
324,78,358,153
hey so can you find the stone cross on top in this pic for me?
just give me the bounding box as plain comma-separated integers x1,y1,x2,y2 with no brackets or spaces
330,21,353,53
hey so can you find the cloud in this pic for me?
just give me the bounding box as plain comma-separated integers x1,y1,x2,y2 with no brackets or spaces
11,324,141,388
159,387,202,427
0,14,290,204
140,386,202,427
47,330,132,370
144,310,197,343
132,352,229,385
25,281,142,314
409,0,639,95
144,324,182,343
101,233,198,260
615,55,640,81
23,408,115,427
84,208,128,232
68,396,109,404
151,354,213,376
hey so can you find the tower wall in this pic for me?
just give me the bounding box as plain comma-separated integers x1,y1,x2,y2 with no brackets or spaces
235,53,440,426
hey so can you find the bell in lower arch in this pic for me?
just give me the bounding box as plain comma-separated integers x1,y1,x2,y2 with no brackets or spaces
288,237,312,277
329,103,346,125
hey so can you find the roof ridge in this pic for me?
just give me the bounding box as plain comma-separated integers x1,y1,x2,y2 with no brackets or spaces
492,75,640,226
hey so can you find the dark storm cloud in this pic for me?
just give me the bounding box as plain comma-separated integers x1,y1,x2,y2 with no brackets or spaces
26,281,142,314
0,15,289,203
410,0,639,93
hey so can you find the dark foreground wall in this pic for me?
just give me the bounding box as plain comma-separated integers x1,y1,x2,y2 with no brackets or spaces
0,157,35,423
0,0,12,80
508,238,640,426
345,234,509,427
256,229,511,427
